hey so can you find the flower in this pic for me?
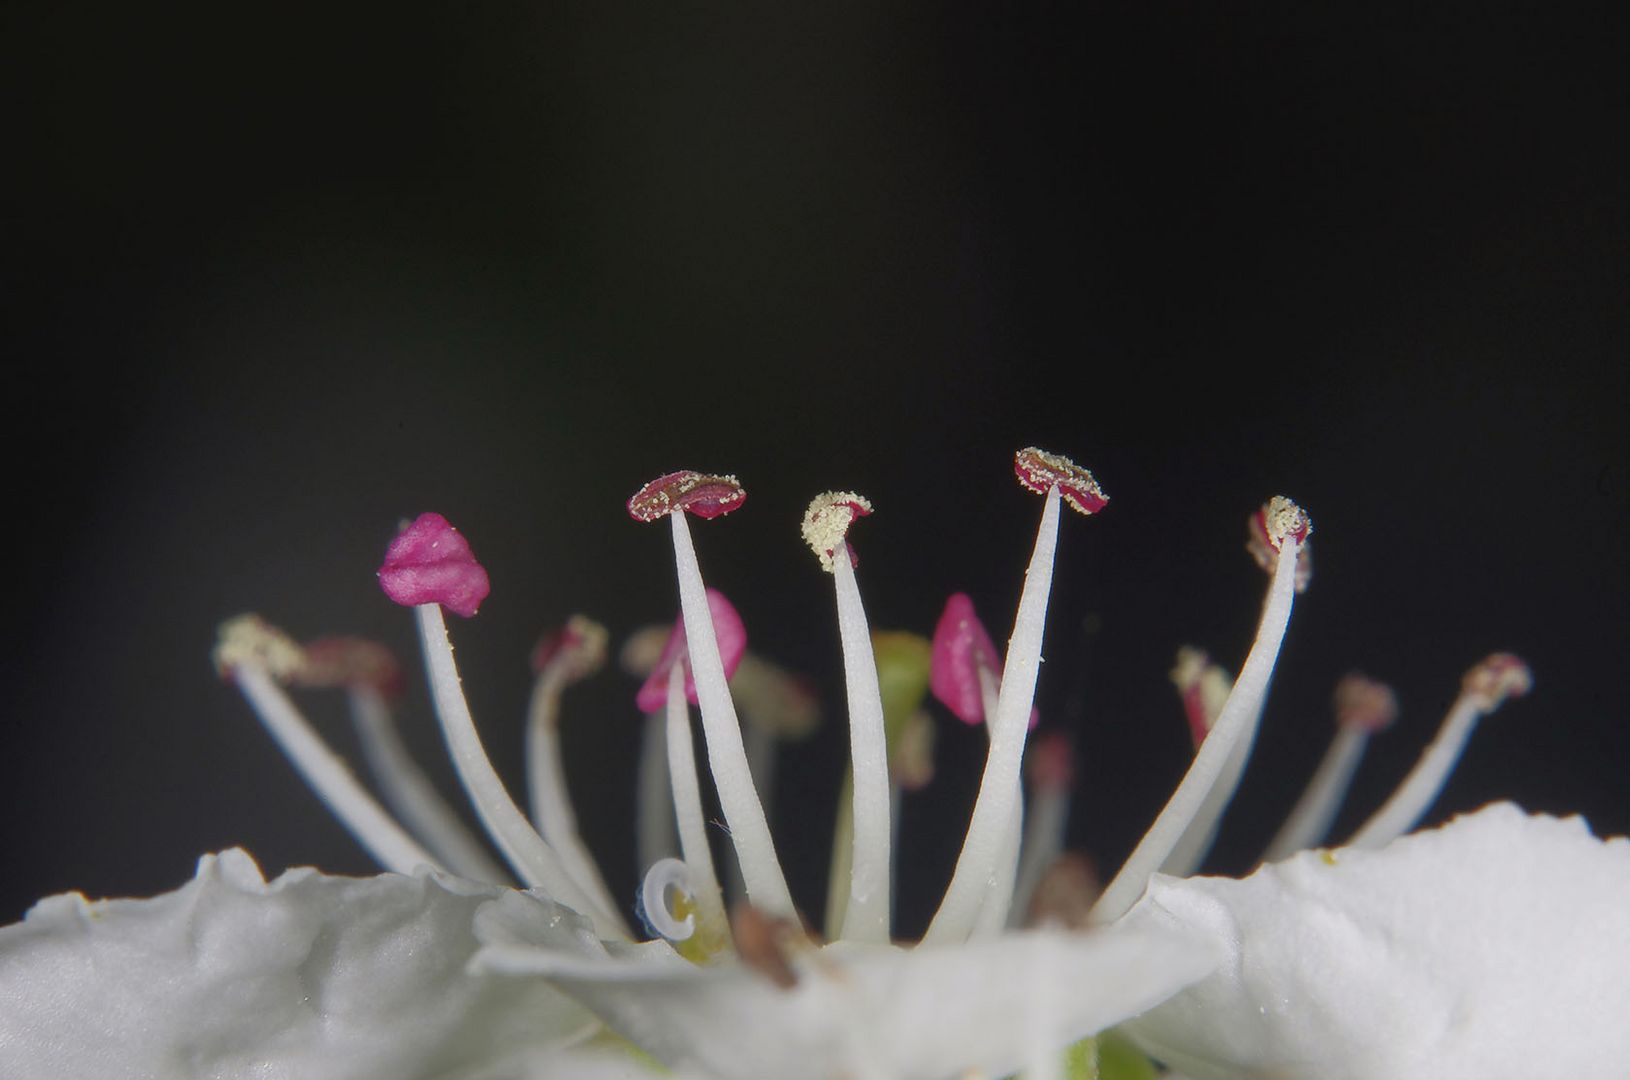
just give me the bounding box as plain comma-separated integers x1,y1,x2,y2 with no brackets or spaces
2,449,1620,1079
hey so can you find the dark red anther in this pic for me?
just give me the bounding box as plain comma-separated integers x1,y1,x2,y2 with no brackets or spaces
627,471,747,523
295,637,408,701
1027,731,1075,791
1013,447,1108,516
530,616,610,683
1462,653,1532,711
1332,673,1399,735
1246,497,1314,592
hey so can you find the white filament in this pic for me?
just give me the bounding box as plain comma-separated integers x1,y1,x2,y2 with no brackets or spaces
728,721,777,906
232,663,438,874
1159,700,1260,877
973,805,1025,936
346,682,508,883
413,603,626,938
524,668,626,927
973,665,1024,937
822,787,856,939
832,546,892,943
923,485,1062,945
1023,1018,1064,1080
1346,692,1485,850
669,512,796,918
1090,537,1302,924
639,857,696,942
1009,782,1070,928
664,662,728,945
1261,723,1369,861
636,710,679,873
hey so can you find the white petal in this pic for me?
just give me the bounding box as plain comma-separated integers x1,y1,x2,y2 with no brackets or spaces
475,923,1220,1080
0,849,601,1079
1118,802,1630,1079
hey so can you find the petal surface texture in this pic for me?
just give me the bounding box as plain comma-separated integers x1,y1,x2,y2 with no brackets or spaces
0,849,599,1079
474,922,1220,1080
1118,803,1630,1079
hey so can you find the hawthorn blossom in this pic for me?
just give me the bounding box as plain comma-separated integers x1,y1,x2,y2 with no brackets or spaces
2,449,1623,1080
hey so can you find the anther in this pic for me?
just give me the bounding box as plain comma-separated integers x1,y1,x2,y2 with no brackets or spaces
627,471,747,522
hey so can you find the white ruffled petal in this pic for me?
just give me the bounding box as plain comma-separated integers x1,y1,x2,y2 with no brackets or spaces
474,922,1220,1080
1118,803,1630,1079
0,849,600,1079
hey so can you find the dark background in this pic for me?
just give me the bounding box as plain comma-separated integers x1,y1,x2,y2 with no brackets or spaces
7,6,1627,934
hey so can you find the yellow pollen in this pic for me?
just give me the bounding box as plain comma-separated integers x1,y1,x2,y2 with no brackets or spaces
213,615,307,678
801,491,874,572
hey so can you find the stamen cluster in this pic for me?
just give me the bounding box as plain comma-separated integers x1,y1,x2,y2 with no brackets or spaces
208,444,1533,1078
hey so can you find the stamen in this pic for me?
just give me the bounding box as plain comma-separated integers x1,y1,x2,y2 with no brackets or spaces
637,857,697,943
1158,650,1252,877
730,904,807,991
1009,732,1074,928
1170,646,1230,749
621,624,679,871
731,655,822,744
635,710,677,871
925,448,1103,944
412,601,628,935
824,631,931,937
631,595,748,907
296,635,407,700
662,661,731,958
890,708,936,792
620,623,672,675
929,593,1028,936
294,636,507,883
730,654,821,904
628,472,797,920
379,515,627,937
971,663,1024,939
214,616,439,876
1261,673,1398,861
888,707,936,881
525,616,625,926
1159,501,1317,877
1091,496,1311,925
803,491,892,943
1346,653,1531,849
1025,852,1102,929
1156,504,1315,873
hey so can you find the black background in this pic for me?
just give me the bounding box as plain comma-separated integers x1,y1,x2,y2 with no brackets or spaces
7,5,1627,934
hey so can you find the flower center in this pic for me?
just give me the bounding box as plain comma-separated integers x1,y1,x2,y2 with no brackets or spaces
218,448,1530,1004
